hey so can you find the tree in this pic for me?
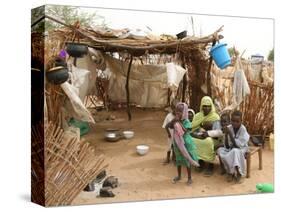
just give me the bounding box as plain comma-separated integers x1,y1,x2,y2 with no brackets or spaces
228,47,239,58
31,6,45,32
32,5,106,32
267,49,274,62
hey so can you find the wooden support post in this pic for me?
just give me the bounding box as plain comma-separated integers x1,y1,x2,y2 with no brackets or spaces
167,88,171,106
258,148,263,170
246,153,251,178
207,40,216,97
182,73,187,102
126,55,133,121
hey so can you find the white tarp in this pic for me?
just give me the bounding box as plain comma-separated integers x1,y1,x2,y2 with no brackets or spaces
104,55,187,107
61,79,95,123
223,58,250,111
69,64,91,101
166,62,187,88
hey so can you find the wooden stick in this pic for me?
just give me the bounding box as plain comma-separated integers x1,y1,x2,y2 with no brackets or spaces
126,55,133,121
207,40,216,96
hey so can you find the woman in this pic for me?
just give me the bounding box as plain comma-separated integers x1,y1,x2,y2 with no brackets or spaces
169,103,199,185
191,96,221,176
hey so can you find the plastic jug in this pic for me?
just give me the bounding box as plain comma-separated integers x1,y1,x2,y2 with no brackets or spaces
256,183,274,193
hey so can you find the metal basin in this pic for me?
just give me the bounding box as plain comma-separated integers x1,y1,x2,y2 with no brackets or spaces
104,132,120,142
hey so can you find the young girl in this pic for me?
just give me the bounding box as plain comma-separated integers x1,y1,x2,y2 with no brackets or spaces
170,103,199,185
217,110,249,183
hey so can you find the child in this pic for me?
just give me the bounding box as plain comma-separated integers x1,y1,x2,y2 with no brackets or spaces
170,103,199,185
162,102,176,164
187,109,195,122
217,110,249,183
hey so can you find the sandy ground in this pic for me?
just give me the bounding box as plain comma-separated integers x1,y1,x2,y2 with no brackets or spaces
72,109,274,206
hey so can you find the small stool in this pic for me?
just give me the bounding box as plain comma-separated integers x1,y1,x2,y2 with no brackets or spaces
245,146,263,178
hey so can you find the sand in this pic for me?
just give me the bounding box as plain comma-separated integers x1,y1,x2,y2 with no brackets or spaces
72,109,274,205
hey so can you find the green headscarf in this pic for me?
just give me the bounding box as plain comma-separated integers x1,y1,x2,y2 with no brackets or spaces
191,96,220,131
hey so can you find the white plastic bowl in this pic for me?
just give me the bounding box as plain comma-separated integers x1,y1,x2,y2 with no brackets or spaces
136,145,149,156
123,131,134,139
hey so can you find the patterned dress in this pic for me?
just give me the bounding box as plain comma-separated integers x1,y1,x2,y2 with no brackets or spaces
173,119,198,167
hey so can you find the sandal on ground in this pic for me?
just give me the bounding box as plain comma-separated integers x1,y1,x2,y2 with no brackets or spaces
187,178,193,186
172,176,181,183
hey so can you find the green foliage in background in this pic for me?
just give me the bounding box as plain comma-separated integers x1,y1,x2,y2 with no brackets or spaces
228,47,239,58
31,5,106,32
267,49,274,62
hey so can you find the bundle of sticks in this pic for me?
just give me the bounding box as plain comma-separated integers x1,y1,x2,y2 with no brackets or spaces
31,122,108,206
240,82,274,136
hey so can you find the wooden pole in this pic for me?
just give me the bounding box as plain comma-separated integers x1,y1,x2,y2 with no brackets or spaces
207,40,216,97
181,74,187,102
126,55,133,121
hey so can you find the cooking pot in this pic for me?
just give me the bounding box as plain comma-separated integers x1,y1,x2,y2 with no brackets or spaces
66,43,88,58
46,66,69,85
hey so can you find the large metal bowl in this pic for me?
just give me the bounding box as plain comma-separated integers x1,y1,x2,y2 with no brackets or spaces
104,132,120,142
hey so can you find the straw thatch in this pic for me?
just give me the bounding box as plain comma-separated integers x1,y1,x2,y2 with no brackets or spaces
44,15,223,57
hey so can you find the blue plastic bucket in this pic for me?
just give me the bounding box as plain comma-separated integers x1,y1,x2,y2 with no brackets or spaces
210,43,231,69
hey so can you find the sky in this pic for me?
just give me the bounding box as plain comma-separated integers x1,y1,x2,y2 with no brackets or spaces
79,7,274,59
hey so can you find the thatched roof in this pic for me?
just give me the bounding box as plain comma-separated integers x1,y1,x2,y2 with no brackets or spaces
32,15,225,113
44,15,224,56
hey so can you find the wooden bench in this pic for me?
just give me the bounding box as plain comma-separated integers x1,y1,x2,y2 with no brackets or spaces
245,144,263,178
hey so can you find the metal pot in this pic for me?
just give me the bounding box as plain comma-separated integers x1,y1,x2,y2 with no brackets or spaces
66,43,88,58
46,66,69,85
104,132,121,142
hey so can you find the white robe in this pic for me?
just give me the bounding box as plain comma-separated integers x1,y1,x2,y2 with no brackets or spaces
217,124,249,176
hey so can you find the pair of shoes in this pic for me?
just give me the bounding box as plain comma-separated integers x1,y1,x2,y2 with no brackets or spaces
172,176,181,184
